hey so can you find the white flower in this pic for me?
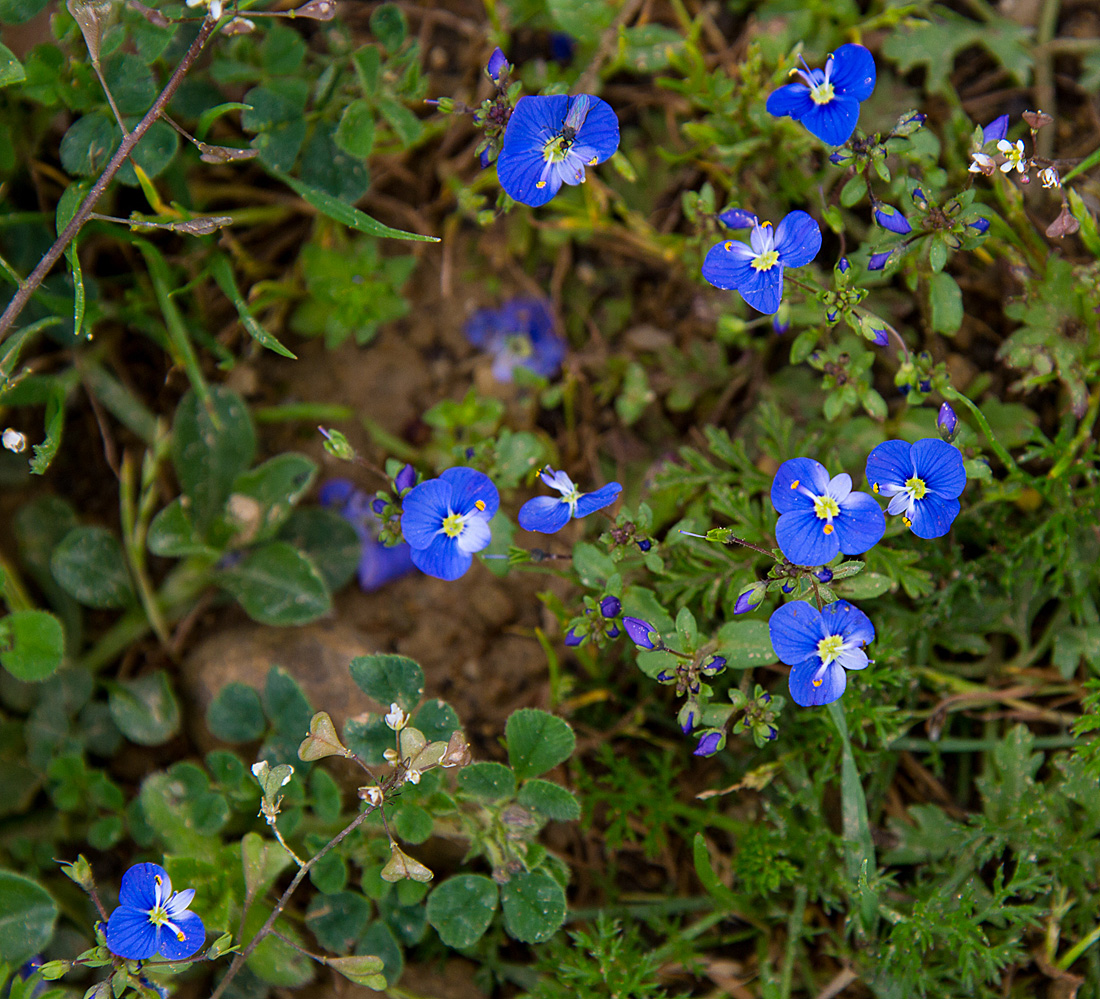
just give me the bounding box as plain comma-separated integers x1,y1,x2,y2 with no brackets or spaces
360,786,384,806
384,703,408,731
2,428,26,453
186,0,224,19
1038,167,1060,189
996,139,1028,174
404,768,422,785
968,152,995,176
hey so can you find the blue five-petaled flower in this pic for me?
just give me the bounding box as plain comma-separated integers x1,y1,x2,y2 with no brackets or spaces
518,467,622,534
401,467,499,581
769,600,875,706
497,94,620,207
766,44,876,147
702,212,822,315
865,438,966,539
105,863,205,961
771,458,885,566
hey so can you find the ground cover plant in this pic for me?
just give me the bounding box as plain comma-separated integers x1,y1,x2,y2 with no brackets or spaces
1,0,1099,997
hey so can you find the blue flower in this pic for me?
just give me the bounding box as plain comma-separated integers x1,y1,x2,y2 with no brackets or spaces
636,539,652,552
765,44,876,146
497,94,619,207
867,250,892,271
702,211,822,315
869,325,889,346
937,402,959,442
319,480,416,591
623,616,658,649
518,467,622,534
464,298,566,382
771,457,885,565
865,438,966,539
874,204,911,234
564,627,584,647
769,600,874,707
837,257,850,273
401,468,499,580
105,864,205,961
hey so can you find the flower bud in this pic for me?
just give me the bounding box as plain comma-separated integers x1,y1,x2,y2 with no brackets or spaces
867,251,892,271
599,595,621,618
981,114,1009,145
733,583,764,615
487,47,509,82
937,402,959,442
837,257,850,273
968,217,990,234
636,539,652,552
873,204,912,234
564,628,584,647
394,464,416,492
815,567,833,583
371,498,386,515
701,655,726,675
622,617,658,649
717,207,757,229
693,730,725,757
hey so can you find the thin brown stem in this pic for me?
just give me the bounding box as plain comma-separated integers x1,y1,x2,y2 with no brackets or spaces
0,15,218,344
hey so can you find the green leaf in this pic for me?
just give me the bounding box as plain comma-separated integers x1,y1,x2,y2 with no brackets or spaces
50,526,133,609
241,831,292,904
326,954,385,990
219,542,331,626
517,779,581,821
299,122,369,203
306,891,371,952
546,0,614,37
572,542,616,588
0,43,26,87
369,3,407,50
691,832,737,908
834,571,893,600
412,699,459,743
929,271,963,335
108,671,181,746
209,254,296,359
0,870,57,964
310,849,348,895
505,708,575,780
276,507,361,593
393,803,433,843
273,171,437,242
28,379,66,475
349,654,424,710
263,665,313,737
241,85,307,172
229,453,318,541
336,99,375,158
0,0,49,25
713,619,774,668
343,714,392,765
499,869,566,943
458,761,516,801
206,683,267,742
172,386,256,532
0,609,64,681
147,498,217,558
426,875,498,949
59,112,118,176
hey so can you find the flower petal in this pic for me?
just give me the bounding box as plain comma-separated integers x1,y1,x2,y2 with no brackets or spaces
821,599,875,649
157,910,205,961
118,863,166,910
701,240,756,292
410,534,472,581
865,439,913,493
776,509,841,565
834,491,885,555
911,438,966,498
799,95,861,146
737,265,784,315
909,495,961,539
768,600,823,665
518,496,572,534
440,467,500,519
574,95,620,162
574,481,623,517
455,514,491,554
771,457,829,514
788,659,846,706
106,905,159,960
165,889,195,916
358,541,416,592
765,82,813,120
774,211,822,269
828,43,876,102
400,479,452,550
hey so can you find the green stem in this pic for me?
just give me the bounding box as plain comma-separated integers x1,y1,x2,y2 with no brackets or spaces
1058,922,1100,971
779,884,808,999
1048,384,1100,479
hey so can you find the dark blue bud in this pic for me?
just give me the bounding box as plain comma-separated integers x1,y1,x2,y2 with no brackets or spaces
938,401,959,442
718,207,758,229
920,379,931,393
479,147,491,169
912,187,927,207
371,498,386,515
636,539,652,552
656,670,674,682
733,587,762,615
606,624,620,638
487,47,508,82
815,567,833,583
693,731,723,756
623,617,658,649
904,112,926,126
870,327,889,347
761,692,771,704
838,257,850,273
599,595,621,618
772,314,790,335
781,581,795,593
829,151,850,165
681,711,696,734
564,628,583,647
826,310,838,324
767,726,778,741
549,32,575,63
702,655,726,674
394,464,416,492
465,447,476,459
874,204,912,234
868,251,892,271
898,383,911,395
968,217,990,234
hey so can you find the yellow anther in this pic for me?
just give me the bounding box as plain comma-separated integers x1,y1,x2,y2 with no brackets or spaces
589,157,597,165
177,931,185,941
790,479,799,489
536,181,546,188
903,517,912,527
475,499,486,511
872,483,879,493
823,524,834,535
812,678,823,687
761,220,773,228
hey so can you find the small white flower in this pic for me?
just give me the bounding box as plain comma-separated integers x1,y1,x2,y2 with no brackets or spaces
360,786,384,806
1038,167,1060,189
404,768,422,785
2,428,27,453
383,748,399,764
384,703,408,731
222,16,255,34
997,139,1028,174
968,152,995,176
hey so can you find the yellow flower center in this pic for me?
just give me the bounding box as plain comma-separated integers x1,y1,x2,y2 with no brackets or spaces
813,495,840,520
752,249,780,272
442,512,465,538
809,81,835,105
905,475,928,500
542,135,571,163
817,634,844,666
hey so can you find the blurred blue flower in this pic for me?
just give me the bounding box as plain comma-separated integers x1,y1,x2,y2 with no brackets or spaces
549,32,575,63
623,616,658,649
401,468,499,580
770,600,874,706
771,457,885,565
497,94,619,207
320,479,416,591
766,44,876,146
982,114,1009,144
106,864,205,961
702,211,822,315
874,203,911,234
518,466,622,534
636,539,652,552
464,298,566,382
865,438,966,539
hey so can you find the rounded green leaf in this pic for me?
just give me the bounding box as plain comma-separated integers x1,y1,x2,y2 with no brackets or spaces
458,761,516,801
412,698,459,743
505,708,575,780
59,112,118,177
50,526,134,609
109,670,180,746
0,609,64,680
306,890,370,952
517,779,581,822
206,682,266,742
393,803,433,844
0,870,58,964
714,619,775,667
499,869,566,944
426,875,498,949
218,541,331,626
276,508,361,593
349,654,424,710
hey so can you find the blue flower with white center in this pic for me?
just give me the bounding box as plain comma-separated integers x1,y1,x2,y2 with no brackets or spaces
702,211,822,315
464,298,566,382
401,467,499,580
105,863,205,961
770,600,874,707
765,44,876,146
518,466,622,534
865,438,966,539
771,457,885,565
496,94,619,207
318,479,416,591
